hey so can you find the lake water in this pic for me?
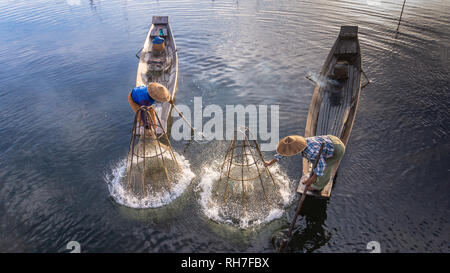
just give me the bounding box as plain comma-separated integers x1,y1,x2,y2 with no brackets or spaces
0,0,449,252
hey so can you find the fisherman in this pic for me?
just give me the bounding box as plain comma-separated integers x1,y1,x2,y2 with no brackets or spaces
128,82,173,134
264,135,345,192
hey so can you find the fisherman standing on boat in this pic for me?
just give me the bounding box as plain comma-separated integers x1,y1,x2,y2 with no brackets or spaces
264,135,345,191
128,82,173,134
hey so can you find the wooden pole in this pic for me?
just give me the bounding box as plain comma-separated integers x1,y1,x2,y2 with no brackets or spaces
241,139,246,216
171,104,195,131
396,0,407,32
126,108,140,191
223,138,236,204
278,143,324,252
172,103,207,142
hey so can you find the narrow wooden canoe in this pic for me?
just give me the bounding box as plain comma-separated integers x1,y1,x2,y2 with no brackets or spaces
297,26,365,198
136,16,178,135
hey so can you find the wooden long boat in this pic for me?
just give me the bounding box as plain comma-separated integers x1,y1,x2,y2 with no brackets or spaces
297,26,368,198
136,16,178,135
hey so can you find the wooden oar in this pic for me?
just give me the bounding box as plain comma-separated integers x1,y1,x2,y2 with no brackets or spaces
277,143,325,252
171,103,196,132
171,103,206,141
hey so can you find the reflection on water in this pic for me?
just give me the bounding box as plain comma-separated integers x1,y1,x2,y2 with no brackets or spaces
289,198,331,253
0,0,448,252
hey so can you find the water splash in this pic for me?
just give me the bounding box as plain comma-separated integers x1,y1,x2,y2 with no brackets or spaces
105,151,195,208
196,161,294,229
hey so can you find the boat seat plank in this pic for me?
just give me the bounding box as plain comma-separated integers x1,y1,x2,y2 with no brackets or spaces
339,26,358,39
152,16,168,25
335,40,358,55
151,27,168,38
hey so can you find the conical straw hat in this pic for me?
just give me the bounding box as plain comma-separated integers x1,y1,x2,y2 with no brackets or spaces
147,82,171,103
276,135,307,156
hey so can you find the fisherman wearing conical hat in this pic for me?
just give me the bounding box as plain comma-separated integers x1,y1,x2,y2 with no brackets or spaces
264,135,345,192
128,82,173,133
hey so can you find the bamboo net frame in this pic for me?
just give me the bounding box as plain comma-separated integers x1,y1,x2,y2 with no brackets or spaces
218,127,276,215
126,106,180,196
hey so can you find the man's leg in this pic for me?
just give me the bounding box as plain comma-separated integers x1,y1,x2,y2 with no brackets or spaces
149,107,157,126
310,136,346,191
310,162,333,191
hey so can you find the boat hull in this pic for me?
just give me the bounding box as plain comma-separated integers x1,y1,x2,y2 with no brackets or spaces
298,26,362,198
136,16,178,136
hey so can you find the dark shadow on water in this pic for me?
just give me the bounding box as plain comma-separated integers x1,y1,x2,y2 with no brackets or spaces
89,0,96,11
286,197,331,253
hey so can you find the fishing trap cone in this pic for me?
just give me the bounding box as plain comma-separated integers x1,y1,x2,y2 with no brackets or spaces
126,106,180,197
218,127,276,216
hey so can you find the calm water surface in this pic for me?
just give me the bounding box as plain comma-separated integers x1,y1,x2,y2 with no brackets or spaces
0,0,449,252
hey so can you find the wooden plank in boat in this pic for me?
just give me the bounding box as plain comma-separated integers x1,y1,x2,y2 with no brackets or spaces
152,16,168,25
339,26,358,39
151,27,168,38
298,182,325,198
335,40,358,55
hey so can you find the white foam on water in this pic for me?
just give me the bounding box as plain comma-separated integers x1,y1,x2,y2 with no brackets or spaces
67,0,81,6
196,161,295,229
105,151,195,208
